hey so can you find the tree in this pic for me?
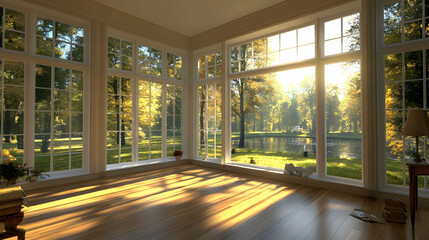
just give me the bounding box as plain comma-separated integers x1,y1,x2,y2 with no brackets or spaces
297,76,316,133
325,85,341,132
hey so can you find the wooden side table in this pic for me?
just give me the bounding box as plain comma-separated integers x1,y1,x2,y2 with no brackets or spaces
407,160,429,226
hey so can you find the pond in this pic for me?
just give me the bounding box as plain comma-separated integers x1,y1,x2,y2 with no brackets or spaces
232,136,362,159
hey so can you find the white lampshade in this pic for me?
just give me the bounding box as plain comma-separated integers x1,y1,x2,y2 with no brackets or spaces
401,110,429,136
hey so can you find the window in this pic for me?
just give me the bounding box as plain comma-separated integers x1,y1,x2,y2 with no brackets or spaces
166,85,182,156
107,37,133,71
384,50,428,186
167,53,182,80
0,60,24,164
226,10,361,182
231,25,315,73
198,83,221,159
138,81,163,160
36,18,84,62
383,0,428,45
325,61,361,179
198,52,222,80
35,65,84,171
230,68,317,169
106,76,132,164
0,7,25,52
324,13,360,56
138,45,162,77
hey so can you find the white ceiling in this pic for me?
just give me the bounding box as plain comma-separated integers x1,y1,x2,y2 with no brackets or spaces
93,0,286,37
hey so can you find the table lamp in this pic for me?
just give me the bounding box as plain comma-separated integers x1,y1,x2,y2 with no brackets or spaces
401,110,429,163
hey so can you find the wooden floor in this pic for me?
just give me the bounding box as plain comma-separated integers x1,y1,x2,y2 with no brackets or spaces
14,164,429,239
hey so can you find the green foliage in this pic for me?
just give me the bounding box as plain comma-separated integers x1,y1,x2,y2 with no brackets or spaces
0,162,29,184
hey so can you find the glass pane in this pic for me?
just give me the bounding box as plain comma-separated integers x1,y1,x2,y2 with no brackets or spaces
3,86,24,110
70,133,83,153
3,111,23,134
139,147,149,160
5,9,25,31
35,89,51,110
108,53,120,69
384,25,402,45
55,22,71,41
72,26,84,45
35,112,51,133
325,19,341,40
107,95,119,113
54,134,69,155
325,39,341,56
36,37,52,57
404,20,422,41
71,113,83,132
404,80,423,108
36,65,52,88
121,41,133,56
385,82,402,109
4,31,25,51
54,90,69,111
281,31,296,49
55,41,71,60
121,78,132,95
35,156,50,172
404,0,422,21
384,3,402,25
385,53,402,81
72,70,83,91
107,75,119,94
107,37,120,53
71,153,82,169
107,149,119,164
107,132,119,150
36,18,53,38
71,44,84,62
72,91,83,112
55,68,70,89
35,134,51,156
121,56,132,71
404,50,423,80
53,154,69,171
54,112,69,133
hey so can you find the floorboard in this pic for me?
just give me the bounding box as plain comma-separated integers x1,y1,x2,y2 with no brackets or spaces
7,164,429,239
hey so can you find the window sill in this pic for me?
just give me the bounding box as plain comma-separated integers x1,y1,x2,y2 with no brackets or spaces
106,158,177,171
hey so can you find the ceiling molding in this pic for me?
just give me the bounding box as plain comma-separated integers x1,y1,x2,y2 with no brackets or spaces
24,0,191,49
190,0,356,49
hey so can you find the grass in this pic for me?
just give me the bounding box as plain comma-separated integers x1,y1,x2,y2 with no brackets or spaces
231,148,425,187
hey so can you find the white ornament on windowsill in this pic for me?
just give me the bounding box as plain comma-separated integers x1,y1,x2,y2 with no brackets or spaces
284,163,315,177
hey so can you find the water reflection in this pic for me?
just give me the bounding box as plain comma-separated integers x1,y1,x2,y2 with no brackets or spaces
232,137,361,159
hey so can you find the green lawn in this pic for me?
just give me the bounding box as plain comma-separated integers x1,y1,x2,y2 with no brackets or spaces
231,148,422,187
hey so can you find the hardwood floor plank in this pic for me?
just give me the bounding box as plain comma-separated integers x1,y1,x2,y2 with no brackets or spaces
12,164,429,239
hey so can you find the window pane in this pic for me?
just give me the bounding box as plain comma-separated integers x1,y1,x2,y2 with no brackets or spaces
231,68,316,169
325,61,362,180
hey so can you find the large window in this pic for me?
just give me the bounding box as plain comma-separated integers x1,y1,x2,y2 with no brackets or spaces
230,68,316,170
227,10,361,182
0,60,24,164
384,50,428,187
106,34,185,166
0,7,25,52
198,83,222,159
35,65,84,172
